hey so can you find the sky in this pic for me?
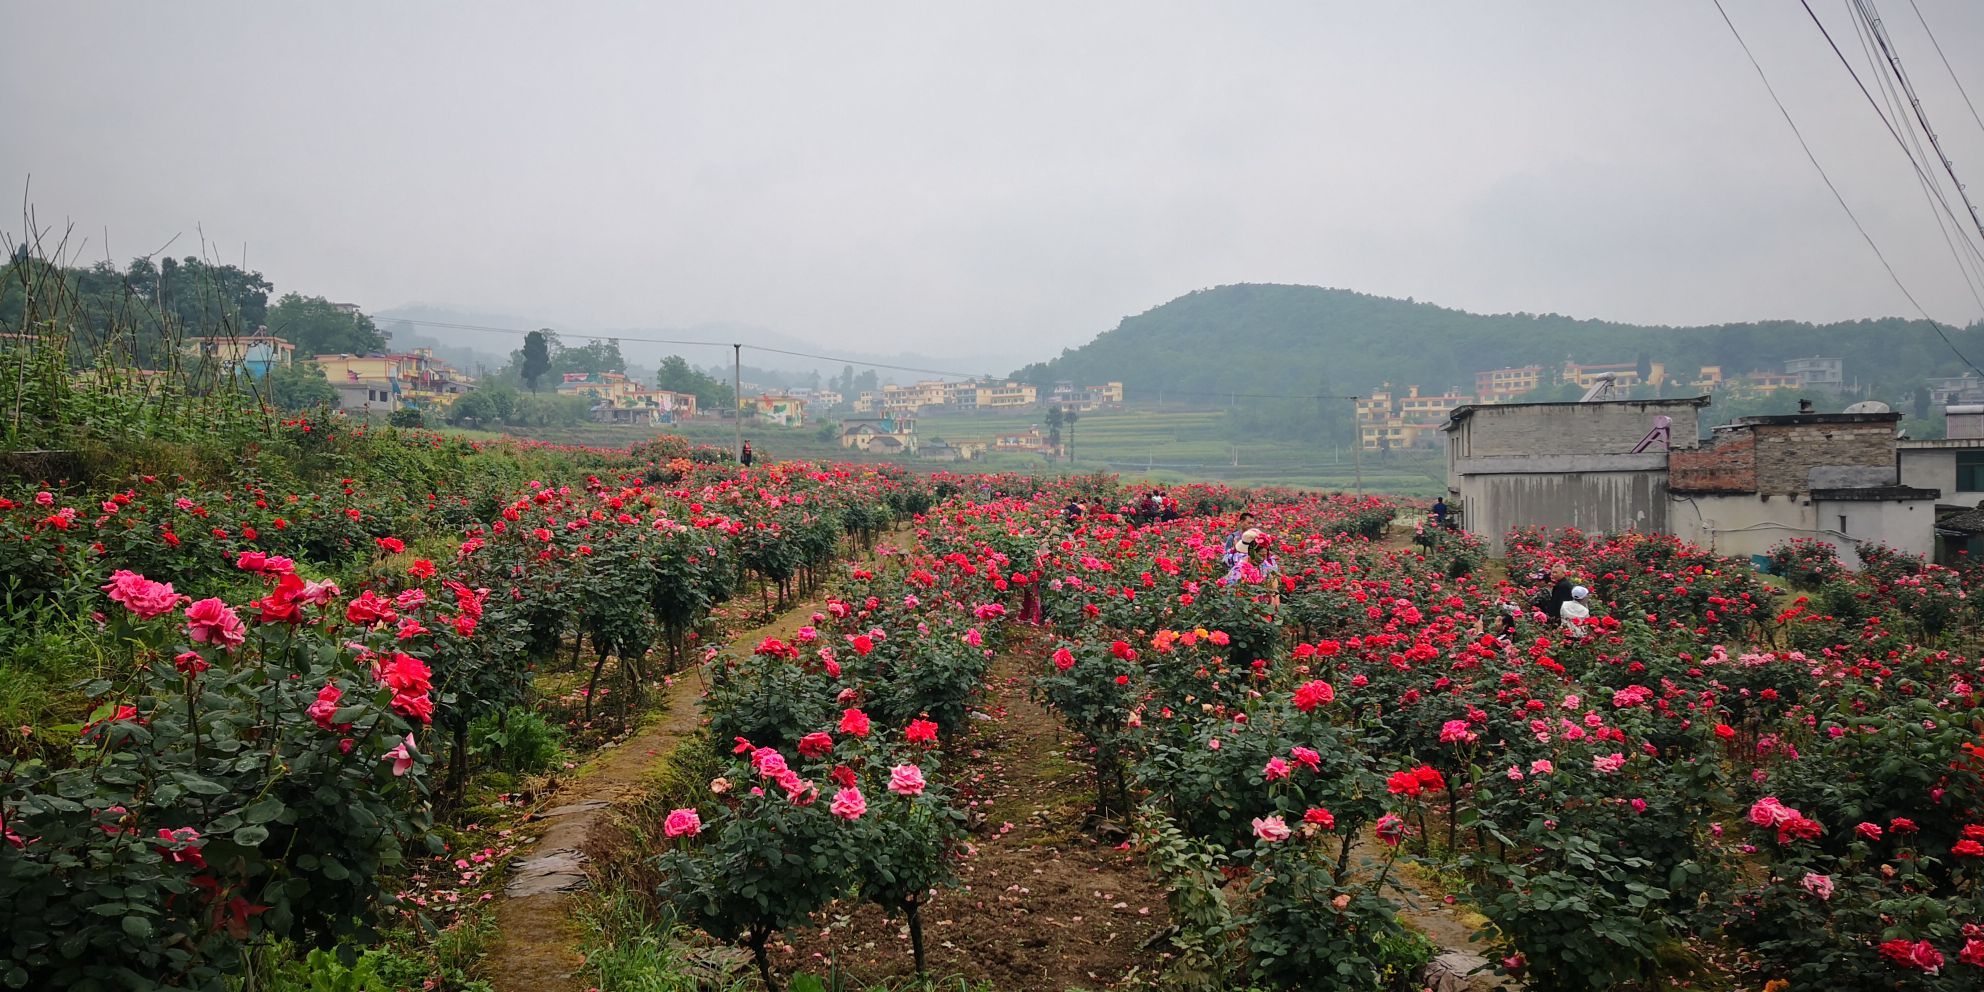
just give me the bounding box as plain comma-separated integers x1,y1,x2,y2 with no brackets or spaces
7,2,1984,368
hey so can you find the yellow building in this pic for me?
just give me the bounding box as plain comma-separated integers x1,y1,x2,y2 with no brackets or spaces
973,380,1038,410
1474,366,1544,402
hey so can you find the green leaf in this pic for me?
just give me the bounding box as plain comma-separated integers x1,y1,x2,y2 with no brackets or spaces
240,796,287,824
234,824,271,846
121,915,153,939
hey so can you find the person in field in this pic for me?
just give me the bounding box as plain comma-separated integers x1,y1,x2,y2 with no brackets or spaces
740,441,754,467
1219,528,1281,617
1560,586,1592,637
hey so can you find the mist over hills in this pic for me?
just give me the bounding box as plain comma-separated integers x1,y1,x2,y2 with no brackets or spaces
1018,284,1984,402
374,303,1029,384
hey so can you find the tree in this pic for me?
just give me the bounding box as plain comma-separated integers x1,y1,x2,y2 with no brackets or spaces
262,361,338,411
1915,384,1932,421
1044,406,1064,456
552,338,626,378
656,354,733,409
263,294,386,356
1635,350,1652,385
1064,408,1081,463
520,330,553,394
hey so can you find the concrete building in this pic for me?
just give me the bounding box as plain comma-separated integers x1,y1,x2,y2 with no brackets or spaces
185,335,295,378
744,394,806,428
1669,411,1937,568
1048,381,1126,412
1442,397,1707,554
1361,385,1472,450
1474,366,1545,403
840,414,919,455
1784,356,1845,392
556,372,697,425
1927,374,1984,406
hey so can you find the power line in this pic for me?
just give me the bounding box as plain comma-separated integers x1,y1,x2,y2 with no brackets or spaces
1796,0,1984,268
1845,0,1984,309
1848,0,1984,249
1711,0,1984,378
1904,0,1984,153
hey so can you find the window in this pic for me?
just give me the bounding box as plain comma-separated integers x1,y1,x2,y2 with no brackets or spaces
1958,452,1984,493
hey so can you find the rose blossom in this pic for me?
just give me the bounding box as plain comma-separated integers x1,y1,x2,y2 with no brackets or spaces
663,807,702,838
1251,815,1291,842
888,764,927,796
184,598,247,649
830,787,867,820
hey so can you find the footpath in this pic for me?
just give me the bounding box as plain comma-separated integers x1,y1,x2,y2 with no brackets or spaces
480,601,823,992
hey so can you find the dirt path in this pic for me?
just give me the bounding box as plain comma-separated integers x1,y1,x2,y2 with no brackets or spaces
481,603,832,992
774,651,1171,989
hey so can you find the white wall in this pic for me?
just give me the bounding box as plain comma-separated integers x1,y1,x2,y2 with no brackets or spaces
1899,447,1984,505
1670,493,1936,569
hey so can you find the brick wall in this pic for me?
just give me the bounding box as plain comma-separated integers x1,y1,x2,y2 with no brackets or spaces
1752,422,1895,493
1670,432,1756,493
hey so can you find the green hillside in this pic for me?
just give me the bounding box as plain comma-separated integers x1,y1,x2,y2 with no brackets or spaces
1016,283,1984,404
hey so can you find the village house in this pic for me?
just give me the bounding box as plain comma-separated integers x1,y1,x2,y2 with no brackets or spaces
184,335,296,378
839,413,919,455
993,426,1055,455
1360,384,1472,451
1442,396,1708,555
555,371,697,426
314,349,475,414
1783,356,1846,392
1669,409,1936,568
1047,380,1125,412
743,394,806,428
1899,404,1984,562
1474,366,1545,403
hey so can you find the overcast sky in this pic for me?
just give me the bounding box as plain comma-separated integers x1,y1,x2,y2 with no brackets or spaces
8,2,1984,363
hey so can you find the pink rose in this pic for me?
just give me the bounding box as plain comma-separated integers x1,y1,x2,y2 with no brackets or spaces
184,598,247,649
663,807,702,838
1800,872,1833,901
383,734,417,777
888,764,927,796
1251,815,1291,842
830,787,867,820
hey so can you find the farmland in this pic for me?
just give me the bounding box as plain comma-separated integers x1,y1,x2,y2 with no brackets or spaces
475,407,1448,494
3,348,1983,992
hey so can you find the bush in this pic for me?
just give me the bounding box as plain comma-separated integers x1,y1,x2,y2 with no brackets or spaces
467,707,564,775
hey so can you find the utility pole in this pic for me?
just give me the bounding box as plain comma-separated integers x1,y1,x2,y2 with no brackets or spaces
733,343,743,462
1351,395,1364,497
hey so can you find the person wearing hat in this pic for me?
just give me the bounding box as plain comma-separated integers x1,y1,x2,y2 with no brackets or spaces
1220,528,1280,615
1559,586,1592,638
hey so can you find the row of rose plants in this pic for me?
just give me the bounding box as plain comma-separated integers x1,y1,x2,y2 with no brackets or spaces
0,443,938,989
968,496,1984,990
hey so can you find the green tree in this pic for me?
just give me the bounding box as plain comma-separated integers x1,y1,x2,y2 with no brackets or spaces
263,294,386,356
520,330,553,394
1064,408,1081,462
551,338,626,378
262,361,338,411
1044,406,1064,456
656,354,733,409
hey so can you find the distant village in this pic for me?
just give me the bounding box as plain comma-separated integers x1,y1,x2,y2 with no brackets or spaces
180,329,1124,463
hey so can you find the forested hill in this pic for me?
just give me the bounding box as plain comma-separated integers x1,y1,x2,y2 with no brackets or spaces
1015,283,1984,401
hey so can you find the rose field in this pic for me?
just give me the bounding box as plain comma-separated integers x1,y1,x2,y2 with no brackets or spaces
4,412,1984,992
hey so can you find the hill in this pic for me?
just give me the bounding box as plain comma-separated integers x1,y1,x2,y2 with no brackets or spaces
1016,283,1984,405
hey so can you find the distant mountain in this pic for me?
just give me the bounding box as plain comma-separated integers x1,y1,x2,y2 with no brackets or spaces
1017,283,1984,403
374,304,1025,383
